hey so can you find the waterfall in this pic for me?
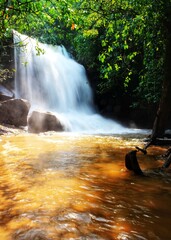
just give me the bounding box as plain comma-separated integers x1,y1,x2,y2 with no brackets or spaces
13,31,133,133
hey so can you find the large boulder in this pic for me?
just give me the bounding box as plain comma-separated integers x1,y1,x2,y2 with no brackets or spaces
0,98,30,126
28,111,64,133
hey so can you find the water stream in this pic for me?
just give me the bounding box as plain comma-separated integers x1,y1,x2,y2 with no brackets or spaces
0,133,170,240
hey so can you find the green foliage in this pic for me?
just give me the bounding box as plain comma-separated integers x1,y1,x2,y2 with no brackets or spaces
67,0,168,108
0,66,15,82
0,0,169,110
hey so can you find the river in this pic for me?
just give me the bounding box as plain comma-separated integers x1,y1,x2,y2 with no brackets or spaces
0,133,170,240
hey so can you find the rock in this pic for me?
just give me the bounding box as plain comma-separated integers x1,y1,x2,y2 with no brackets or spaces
28,110,64,133
0,98,30,126
0,84,14,101
125,150,144,176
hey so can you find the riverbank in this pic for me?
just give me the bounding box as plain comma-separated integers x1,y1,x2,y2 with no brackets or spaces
0,124,27,135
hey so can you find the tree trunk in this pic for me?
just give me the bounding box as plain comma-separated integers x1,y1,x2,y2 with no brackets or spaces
151,32,171,139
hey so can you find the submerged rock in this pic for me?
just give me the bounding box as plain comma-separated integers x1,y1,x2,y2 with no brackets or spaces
0,98,30,126
28,110,64,133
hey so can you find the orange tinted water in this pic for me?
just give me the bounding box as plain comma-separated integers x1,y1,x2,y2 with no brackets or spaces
0,133,170,240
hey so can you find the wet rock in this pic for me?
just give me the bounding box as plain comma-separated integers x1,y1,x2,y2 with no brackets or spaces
13,228,49,240
0,98,30,126
28,110,64,133
0,84,14,101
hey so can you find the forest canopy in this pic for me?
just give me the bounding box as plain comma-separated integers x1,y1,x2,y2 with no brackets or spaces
0,0,170,129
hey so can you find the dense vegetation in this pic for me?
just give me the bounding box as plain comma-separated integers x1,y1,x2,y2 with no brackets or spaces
0,0,171,135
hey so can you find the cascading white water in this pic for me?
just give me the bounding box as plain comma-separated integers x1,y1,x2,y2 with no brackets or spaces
14,31,93,113
13,31,137,133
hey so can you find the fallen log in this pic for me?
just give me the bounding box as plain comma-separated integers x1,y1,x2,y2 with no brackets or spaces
144,138,171,147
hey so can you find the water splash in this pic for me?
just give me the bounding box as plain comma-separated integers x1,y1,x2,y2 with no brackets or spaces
13,31,143,134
